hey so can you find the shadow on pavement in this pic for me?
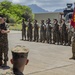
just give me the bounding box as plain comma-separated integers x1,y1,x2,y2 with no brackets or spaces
0,66,10,70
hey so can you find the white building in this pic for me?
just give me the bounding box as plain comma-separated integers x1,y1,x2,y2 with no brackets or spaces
34,12,62,24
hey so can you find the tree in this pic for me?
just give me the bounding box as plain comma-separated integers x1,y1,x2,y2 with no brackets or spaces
0,0,33,23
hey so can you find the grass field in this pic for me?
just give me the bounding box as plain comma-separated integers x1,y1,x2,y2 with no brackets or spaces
9,23,22,31
9,23,39,31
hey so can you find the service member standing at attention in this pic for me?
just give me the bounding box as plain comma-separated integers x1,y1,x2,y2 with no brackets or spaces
0,45,29,75
0,16,10,67
40,20,46,43
46,18,52,44
0,17,2,66
27,19,33,41
61,19,68,46
33,20,39,42
67,19,74,46
70,30,75,60
21,19,27,41
53,19,60,45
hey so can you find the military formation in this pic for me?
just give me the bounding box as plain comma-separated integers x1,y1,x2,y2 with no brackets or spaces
0,16,75,75
21,18,74,46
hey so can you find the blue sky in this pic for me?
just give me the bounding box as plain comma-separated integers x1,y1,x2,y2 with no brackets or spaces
1,0,75,11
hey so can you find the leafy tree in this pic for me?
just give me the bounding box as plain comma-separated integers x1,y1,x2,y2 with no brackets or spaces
0,0,33,23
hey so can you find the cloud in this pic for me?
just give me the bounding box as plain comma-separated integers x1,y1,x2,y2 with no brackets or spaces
12,0,20,3
11,0,35,5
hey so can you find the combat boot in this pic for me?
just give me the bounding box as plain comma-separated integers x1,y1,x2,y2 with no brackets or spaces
69,57,75,60
57,42,59,45
53,41,55,44
60,43,63,45
50,41,52,44
36,40,38,42
3,61,7,66
70,54,75,60
67,43,70,46
63,43,66,46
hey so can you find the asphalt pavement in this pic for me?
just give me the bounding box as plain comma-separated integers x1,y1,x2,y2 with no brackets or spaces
0,31,75,75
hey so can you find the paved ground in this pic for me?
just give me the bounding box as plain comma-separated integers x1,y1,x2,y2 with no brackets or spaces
0,31,75,75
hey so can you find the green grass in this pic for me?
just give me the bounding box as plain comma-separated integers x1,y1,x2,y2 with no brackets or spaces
9,24,22,31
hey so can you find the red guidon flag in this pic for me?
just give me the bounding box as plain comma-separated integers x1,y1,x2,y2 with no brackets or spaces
71,7,75,28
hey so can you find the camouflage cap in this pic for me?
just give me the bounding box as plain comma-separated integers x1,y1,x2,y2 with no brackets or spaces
11,45,29,59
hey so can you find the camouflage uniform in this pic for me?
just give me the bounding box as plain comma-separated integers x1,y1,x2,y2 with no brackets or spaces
46,23,52,43
0,68,14,75
67,25,74,46
72,31,75,59
34,22,39,42
53,23,60,44
27,22,33,41
62,23,68,45
0,68,24,75
0,22,8,66
22,19,26,40
1,45,29,75
59,25,63,45
40,23,46,43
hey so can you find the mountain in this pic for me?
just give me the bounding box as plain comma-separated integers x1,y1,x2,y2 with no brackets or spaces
28,4,49,13
54,9,64,12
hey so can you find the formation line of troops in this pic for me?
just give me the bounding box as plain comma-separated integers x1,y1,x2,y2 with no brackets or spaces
21,18,74,46
0,16,75,75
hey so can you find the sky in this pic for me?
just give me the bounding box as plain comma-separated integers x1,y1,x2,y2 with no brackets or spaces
1,0,75,11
